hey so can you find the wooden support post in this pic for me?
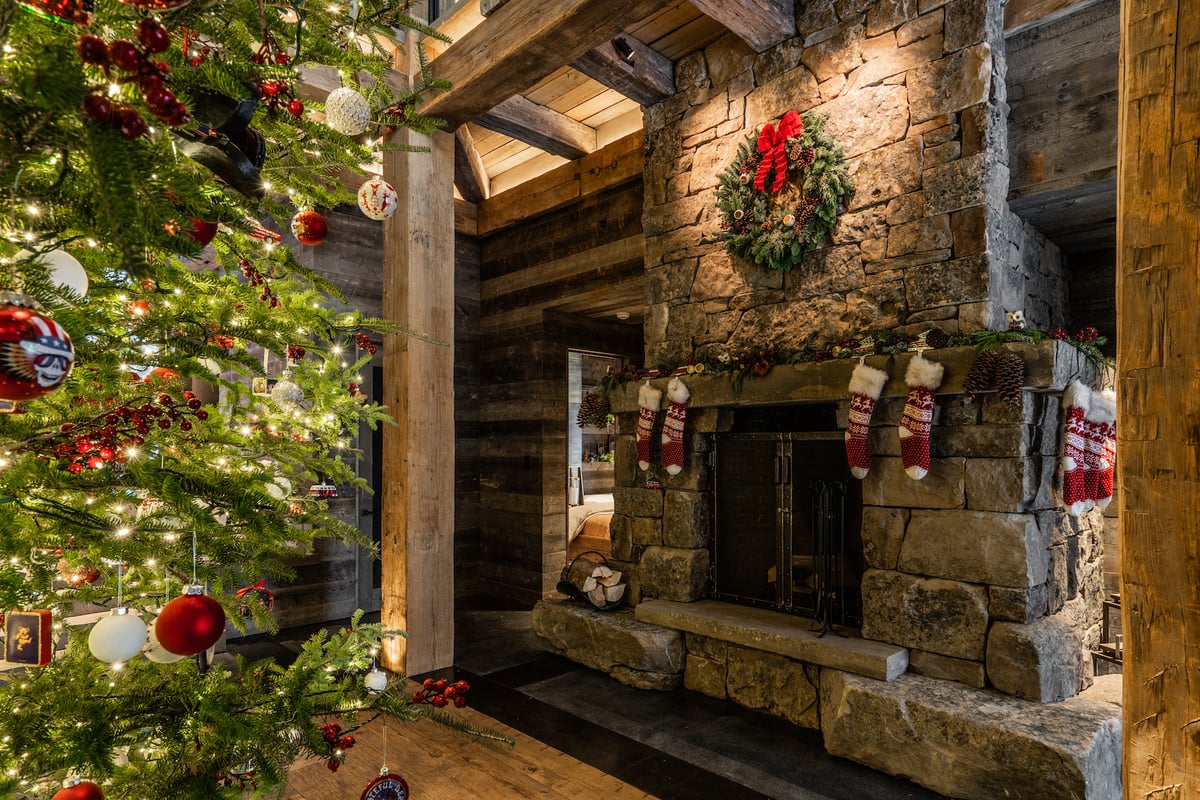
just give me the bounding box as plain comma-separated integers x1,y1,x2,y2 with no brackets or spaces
1117,1,1200,796
380,34,456,676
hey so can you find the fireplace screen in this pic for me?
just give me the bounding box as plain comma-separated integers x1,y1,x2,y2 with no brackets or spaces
712,432,864,628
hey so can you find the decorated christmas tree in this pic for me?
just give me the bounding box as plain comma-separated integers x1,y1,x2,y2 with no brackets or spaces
0,0,468,796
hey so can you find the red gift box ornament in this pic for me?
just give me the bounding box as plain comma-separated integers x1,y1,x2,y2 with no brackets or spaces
0,292,75,402
6,609,54,666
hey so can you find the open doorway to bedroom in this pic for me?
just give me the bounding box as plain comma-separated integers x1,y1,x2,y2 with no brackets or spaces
567,349,621,561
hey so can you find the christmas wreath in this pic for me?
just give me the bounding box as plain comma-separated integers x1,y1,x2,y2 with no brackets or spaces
716,111,853,272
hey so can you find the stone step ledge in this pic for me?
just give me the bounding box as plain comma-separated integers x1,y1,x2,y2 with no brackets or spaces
634,599,908,681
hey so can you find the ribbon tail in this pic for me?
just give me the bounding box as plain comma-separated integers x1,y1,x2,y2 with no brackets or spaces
770,149,788,193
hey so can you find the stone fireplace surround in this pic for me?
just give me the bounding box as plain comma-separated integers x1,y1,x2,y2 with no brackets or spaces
532,342,1121,799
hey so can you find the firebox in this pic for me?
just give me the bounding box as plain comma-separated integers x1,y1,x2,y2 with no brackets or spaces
712,407,865,628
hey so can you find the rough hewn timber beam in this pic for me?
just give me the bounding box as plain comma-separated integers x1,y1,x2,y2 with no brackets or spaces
1004,0,1107,36
453,125,490,202
475,95,597,160
419,0,675,128
689,0,795,53
571,35,675,106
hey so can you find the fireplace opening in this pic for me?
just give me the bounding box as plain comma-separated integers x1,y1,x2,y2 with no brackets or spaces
712,405,865,628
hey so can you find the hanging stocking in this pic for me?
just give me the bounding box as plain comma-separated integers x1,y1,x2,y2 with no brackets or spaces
845,361,889,479
1084,388,1117,510
1060,381,1092,516
898,354,944,480
636,381,662,471
661,377,690,476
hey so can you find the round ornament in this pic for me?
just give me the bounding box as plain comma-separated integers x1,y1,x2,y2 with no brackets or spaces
119,0,190,10
715,111,853,273
264,475,292,500
290,209,328,246
360,770,408,800
364,668,388,693
271,369,305,409
0,293,75,401
325,87,372,136
20,249,90,298
17,0,92,26
88,608,147,663
357,178,397,221
154,586,226,656
52,780,104,800
143,623,185,664
186,219,219,247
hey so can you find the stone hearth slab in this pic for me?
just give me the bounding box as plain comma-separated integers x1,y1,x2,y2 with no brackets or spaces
635,599,908,681
532,599,685,690
821,671,1121,800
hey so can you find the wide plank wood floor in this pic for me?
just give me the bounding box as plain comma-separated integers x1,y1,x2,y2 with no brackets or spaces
284,694,659,800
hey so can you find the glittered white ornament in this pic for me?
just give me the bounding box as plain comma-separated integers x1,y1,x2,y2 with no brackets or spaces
325,87,372,136
364,667,388,693
143,623,185,664
271,368,305,410
88,608,147,663
357,178,397,221
265,476,292,501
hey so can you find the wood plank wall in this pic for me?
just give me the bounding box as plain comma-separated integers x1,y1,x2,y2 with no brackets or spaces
454,230,483,596
475,181,644,605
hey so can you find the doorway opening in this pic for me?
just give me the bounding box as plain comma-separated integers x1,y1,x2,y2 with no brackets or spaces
567,349,621,561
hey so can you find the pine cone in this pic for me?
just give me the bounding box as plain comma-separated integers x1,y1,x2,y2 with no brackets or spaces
994,352,1026,408
963,351,1000,400
576,391,611,428
923,327,948,350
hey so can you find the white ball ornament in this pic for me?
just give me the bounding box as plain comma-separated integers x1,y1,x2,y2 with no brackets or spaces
18,249,89,298
143,623,185,664
364,668,388,693
357,178,398,221
88,608,147,663
325,87,372,136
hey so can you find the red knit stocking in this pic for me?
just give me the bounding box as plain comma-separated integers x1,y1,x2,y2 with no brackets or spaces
1060,381,1092,516
845,362,888,479
899,354,943,480
1085,388,1117,510
636,382,662,471
661,377,690,476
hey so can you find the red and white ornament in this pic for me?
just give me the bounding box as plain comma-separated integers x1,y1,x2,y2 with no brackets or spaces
325,87,372,136
52,779,104,800
290,209,328,246
357,178,397,221
360,769,409,800
0,293,75,401
154,585,226,656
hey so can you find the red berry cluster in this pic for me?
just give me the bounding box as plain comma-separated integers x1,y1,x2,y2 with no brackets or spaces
52,390,209,473
347,382,367,403
1050,326,1101,343
411,677,470,709
239,258,280,308
256,79,304,118
250,32,292,67
287,345,306,361
78,20,191,139
354,332,378,355
319,722,357,772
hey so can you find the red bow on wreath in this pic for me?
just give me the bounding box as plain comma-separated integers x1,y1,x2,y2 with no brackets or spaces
754,110,801,194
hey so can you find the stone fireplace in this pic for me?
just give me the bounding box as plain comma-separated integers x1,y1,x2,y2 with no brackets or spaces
532,3,1121,798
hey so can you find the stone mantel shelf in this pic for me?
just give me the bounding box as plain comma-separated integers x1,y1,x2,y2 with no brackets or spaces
610,341,1100,413
635,599,909,682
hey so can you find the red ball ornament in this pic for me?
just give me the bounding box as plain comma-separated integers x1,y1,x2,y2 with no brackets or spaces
53,780,104,800
136,18,171,54
154,586,226,656
290,210,328,246
186,219,219,247
0,293,74,401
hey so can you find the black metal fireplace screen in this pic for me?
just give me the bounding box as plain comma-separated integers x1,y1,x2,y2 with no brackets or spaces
712,431,865,628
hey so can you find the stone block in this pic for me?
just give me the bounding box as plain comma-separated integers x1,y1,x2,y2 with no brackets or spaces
639,546,710,601
613,487,664,518
820,671,1121,799
727,646,820,729
800,20,865,82
860,506,910,570
821,85,910,158
846,30,944,93
680,88,729,139
861,570,988,660
684,651,728,698
906,252,988,308
744,67,821,127
664,490,710,548
531,599,684,690
908,649,986,688
847,138,923,211
609,514,633,560
989,584,1050,624
899,509,1049,588
631,516,663,546
907,43,992,123
987,617,1084,703
862,456,965,509
965,456,1056,513
750,37,803,86
886,214,953,257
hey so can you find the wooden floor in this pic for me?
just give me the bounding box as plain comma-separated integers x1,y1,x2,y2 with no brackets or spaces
284,694,658,799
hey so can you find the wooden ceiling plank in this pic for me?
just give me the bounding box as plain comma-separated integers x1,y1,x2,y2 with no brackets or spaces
689,0,795,52
571,35,676,106
453,125,491,202
419,0,677,127
475,94,598,160
525,68,596,107
649,14,730,58
627,2,695,42
584,98,643,129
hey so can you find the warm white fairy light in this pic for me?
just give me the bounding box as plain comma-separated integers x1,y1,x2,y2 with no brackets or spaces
22,232,32,242
87,238,97,247
115,527,131,538
25,205,38,216
108,83,121,96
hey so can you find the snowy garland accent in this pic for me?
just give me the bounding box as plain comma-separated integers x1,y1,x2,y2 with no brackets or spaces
716,111,853,273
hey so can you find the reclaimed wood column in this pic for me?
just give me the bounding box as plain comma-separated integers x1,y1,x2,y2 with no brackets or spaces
1117,2,1200,796
380,39,456,676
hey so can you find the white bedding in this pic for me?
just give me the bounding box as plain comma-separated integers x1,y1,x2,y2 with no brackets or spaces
568,493,614,541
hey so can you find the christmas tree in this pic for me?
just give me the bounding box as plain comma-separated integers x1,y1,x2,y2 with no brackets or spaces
0,0,469,796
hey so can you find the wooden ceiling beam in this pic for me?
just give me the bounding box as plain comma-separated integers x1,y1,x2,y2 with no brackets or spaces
453,125,490,202
418,0,675,128
571,35,675,106
475,95,597,160
689,0,795,53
